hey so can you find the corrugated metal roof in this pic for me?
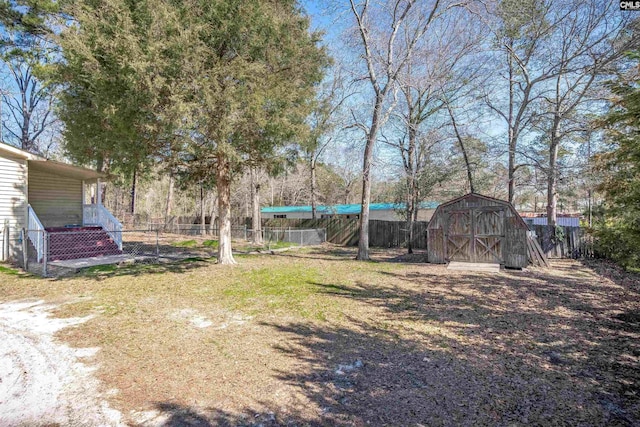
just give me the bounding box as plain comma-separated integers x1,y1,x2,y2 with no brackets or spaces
261,201,439,214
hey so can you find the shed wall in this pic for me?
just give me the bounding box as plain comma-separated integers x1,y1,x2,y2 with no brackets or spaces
427,194,529,268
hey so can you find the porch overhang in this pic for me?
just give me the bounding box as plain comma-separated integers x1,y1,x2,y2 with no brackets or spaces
0,142,104,181
28,159,104,181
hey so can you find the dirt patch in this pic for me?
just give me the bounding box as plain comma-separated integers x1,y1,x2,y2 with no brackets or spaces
0,299,123,426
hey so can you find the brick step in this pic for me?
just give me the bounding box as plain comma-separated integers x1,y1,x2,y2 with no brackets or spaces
49,249,122,261
48,240,118,250
45,226,103,233
44,227,123,261
48,232,113,240
48,242,119,251
49,247,121,256
49,234,113,241
49,237,116,246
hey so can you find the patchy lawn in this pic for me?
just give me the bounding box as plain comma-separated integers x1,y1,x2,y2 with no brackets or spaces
0,247,639,426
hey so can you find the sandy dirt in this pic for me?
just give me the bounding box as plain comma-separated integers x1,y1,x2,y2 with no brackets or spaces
0,299,123,427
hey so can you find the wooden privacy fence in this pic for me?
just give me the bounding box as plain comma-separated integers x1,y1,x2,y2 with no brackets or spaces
530,225,594,259
261,218,429,249
262,219,594,260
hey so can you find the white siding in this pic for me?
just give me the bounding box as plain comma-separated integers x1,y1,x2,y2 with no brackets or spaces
0,155,27,229
527,217,581,227
28,166,83,227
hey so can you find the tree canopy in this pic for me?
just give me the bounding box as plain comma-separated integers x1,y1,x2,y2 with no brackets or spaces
56,0,328,263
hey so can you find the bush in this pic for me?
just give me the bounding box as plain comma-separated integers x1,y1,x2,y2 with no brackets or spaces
592,221,640,270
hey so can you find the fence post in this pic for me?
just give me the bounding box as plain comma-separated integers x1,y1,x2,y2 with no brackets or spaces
42,230,48,277
156,229,160,262
1,225,5,261
244,225,247,241
21,228,27,271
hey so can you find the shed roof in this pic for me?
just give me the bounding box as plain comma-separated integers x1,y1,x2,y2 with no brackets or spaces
262,201,439,215
0,142,104,180
430,193,529,229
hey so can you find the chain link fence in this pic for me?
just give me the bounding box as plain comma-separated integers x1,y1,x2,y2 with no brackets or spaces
263,228,327,246
143,223,327,247
16,228,165,276
4,225,327,277
144,223,250,239
0,226,22,263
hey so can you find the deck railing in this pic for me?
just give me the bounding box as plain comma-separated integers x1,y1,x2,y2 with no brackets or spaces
82,204,123,250
27,204,46,262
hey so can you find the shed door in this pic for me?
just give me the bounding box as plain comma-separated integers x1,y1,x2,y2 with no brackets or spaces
473,208,503,263
446,210,472,262
445,207,504,263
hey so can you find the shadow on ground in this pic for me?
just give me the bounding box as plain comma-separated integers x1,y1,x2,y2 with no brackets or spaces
65,256,215,281
133,259,640,426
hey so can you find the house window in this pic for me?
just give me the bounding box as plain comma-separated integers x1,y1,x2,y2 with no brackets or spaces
274,214,287,219
321,214,334,219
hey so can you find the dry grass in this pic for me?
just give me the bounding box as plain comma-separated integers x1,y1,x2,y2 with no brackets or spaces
1,246,639,426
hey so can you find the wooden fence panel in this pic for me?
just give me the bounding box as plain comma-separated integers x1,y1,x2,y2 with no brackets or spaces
530,225,593,259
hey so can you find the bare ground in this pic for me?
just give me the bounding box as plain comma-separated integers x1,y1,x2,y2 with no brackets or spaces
0,300,123,426
0,246,638,426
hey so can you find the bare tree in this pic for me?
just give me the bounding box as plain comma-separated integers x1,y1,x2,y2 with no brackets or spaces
478,0,574,204
1,46,57,152
348,0,456,260
386,5,485,253
303,70,350,219
539,1,630,225
481,0,631,212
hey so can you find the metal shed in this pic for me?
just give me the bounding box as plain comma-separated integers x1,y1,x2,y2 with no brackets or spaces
427,193,529,268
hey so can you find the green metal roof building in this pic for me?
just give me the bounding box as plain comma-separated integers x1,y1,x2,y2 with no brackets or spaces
261,202,440,221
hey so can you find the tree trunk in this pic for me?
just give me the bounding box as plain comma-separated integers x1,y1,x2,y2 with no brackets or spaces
207,192,217,236
507,45,516,203
165,173,174,228
200,185,206,235
406,187,415,254
356,97,383,260
310,154,317,220
250,167,263,245
217,152,236,264
445,102,475,194
130,167,137,216
547,115,560,227
405,120,417,254
21,90,30,151
587,189,592,227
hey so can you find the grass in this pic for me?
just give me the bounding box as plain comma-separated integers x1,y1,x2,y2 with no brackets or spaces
0,264,22,275
172,239,199,248
167,235,296,253
265,240,296,250
0,248,638,425
171,239,218,249
221,265,324,317
203,239,218,248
